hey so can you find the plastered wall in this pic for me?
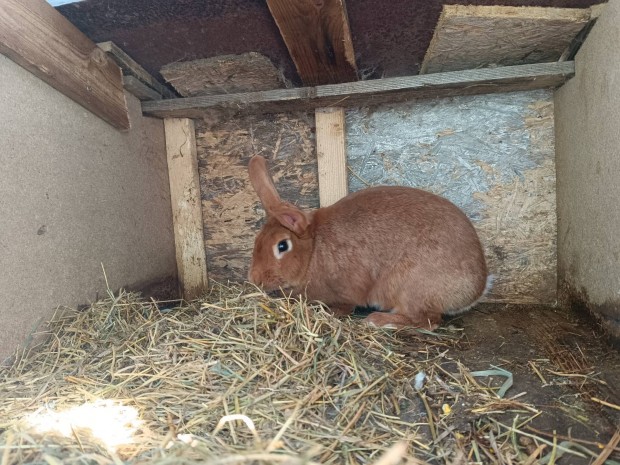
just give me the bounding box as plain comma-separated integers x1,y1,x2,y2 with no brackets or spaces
0,55,176,362
555,1,620,340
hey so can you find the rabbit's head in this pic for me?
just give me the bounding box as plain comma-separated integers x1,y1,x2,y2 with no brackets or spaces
247,156,314,293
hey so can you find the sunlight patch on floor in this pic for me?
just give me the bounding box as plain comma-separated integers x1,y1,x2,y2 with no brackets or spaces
24,400,141,451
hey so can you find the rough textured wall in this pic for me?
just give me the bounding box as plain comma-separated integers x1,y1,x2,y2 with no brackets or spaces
197,90,557,305
347,90,557,304
0,55,176,363
555,1,620,340
196,113,318,284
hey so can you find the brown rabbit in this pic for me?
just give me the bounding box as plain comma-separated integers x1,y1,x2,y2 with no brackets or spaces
247,155,489,330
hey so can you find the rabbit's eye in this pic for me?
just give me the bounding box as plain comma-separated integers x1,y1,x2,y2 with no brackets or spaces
274,239,292,259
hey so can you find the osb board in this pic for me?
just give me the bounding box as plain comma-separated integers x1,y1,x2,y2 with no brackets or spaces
346,90,556,304
161,52,289,97
421,5,591,74
195,113,318,283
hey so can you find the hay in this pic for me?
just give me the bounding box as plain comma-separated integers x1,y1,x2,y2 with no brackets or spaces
0,284,613,465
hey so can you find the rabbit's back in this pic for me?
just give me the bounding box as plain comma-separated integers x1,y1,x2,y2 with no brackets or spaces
303,186,487,317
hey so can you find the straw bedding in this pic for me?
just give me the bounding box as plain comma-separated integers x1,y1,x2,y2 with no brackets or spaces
0,284,615,465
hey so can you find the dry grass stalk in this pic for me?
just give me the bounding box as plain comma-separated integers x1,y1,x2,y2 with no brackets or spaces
0,283,614,464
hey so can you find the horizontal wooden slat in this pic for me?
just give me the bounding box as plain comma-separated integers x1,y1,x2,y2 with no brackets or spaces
142,61,575,119
98,41,176,99
123,75,162,101
0,0,129,130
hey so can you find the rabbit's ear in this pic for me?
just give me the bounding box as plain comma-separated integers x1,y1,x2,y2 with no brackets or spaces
271,203,310,237
249,155,311,236
248,155,282,213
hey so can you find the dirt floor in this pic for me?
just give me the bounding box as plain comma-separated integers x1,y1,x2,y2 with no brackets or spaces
420,302,620,461
347,299,620,463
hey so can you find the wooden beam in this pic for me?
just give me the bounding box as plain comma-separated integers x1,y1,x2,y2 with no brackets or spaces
98,41,176,99
164,118,209,300
0,0,129,130
316,108,348,207
123,75,162,101
421,5,590,74
142,61,575,120
266,0,357,86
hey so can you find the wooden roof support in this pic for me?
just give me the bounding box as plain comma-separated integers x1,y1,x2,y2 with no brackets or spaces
266,0,358,86
0,0,129,130
266,0,358,207
98,41,177,99
122,75,163,102
142,61,575,120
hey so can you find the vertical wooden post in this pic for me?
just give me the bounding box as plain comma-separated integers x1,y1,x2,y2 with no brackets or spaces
164,118,208,300
315,107,348,207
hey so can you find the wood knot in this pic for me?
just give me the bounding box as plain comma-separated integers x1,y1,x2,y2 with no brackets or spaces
89,47,108,66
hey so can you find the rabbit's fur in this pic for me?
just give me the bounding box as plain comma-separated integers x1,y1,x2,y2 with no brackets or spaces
247,155,488,329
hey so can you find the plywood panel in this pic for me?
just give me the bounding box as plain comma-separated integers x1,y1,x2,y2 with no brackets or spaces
421,5,591,74
161,53,289,97
346,90,557,304
556,0,620,340
0,55,175,361
195,113,318,284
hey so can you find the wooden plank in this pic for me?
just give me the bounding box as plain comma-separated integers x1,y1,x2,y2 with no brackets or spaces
123,75,162,101
0,0,129,130
97,41,176,99
421,5,591,75
266,0,357,86
164,118,208,300
142,61,575,120
315,108,348,207
160,53,289,97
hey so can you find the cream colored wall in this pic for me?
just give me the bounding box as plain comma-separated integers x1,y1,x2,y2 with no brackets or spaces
0,55,176,362
555,0,620,340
